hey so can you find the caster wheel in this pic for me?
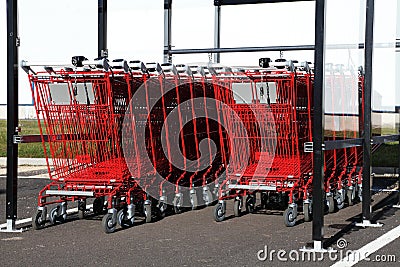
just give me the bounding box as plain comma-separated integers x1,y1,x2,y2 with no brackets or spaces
190,191,198,210
49,205,66,225
347,187,356,206
283,207,297,227
213,202,225,222
245,195,256,213
32,210,45,230
212,186,219,198
157,202,167,219
78,200,86,219
303,203,312,222
102,213,116,233
336,193,345,210
173,195,183,214
78,210,85,220
233,198,242,217
204,189,214,206
261,192,269,209
327,195,335,213
49,206,58,225
93,197,105,215
143,204,152,223
117,209,134,228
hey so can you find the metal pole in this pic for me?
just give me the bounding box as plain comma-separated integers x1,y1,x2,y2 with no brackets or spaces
311,0,326,250
98,0,107,58
170,45,315,55
397,4,400,208
168,42,398,55
358,68,364,135
394,106,400,208
214,5,221,63
356,0,382,228
5,0,19,232
362,0,374,223
163,0,172,63
398,106,400,206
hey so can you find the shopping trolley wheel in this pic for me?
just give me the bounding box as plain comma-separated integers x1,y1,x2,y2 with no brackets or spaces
33,210,45,230
204,190,214,206
357,186,362,202
245,195,256,213
261,192,269,209
143,204,152,223
190,191,198,210
117,209,134,228
303,203,312,222
233,197,242,217
347,187,356,206
173,195,183,214
327,196,335,213
102,213,116,233
157,202,167,219
283,207,296,227
78,199,86,219
49,205,66,225
213,202,225,222
335,191,345,210
78,210,85,220
93,197,105,215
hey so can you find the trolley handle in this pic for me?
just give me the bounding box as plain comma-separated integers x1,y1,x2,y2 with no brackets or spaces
21,60,72,74
81,58,110,71
21,57,111,74
128,60,148,74
110,59,129,73
145,62,163,75
161,62,178,75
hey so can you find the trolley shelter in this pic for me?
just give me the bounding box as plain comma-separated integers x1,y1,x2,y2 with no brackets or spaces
3,0,400,251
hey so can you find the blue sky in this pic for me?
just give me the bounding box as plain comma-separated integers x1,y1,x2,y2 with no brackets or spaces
0,0,398,108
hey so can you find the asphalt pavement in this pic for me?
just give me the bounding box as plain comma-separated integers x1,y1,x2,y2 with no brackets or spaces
0,165,399,266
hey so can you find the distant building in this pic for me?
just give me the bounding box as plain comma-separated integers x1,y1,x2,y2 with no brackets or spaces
0,104,37,120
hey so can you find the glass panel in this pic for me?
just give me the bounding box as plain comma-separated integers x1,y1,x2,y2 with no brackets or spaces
324,0,365,138
219,1,315,66
108,0,163,62
372,0,398,135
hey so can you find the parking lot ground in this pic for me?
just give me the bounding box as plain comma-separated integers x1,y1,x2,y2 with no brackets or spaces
0,168,399,266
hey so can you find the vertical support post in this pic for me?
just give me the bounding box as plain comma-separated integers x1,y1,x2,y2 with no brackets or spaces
397,106,400,207
312,0,326,249
98,0,108,58
361,0,374,223
356,0,381,227
163,0,172,63
358,68,364,136
5,0,19,231
396,106,400,208
214,4,221,63
396,4,400,208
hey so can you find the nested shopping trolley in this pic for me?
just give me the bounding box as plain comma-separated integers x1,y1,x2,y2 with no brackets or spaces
24,58,152,233
24,56,370,231
322,65,373,212
211,61,315,226
122,62,234,214
212,60,371,226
